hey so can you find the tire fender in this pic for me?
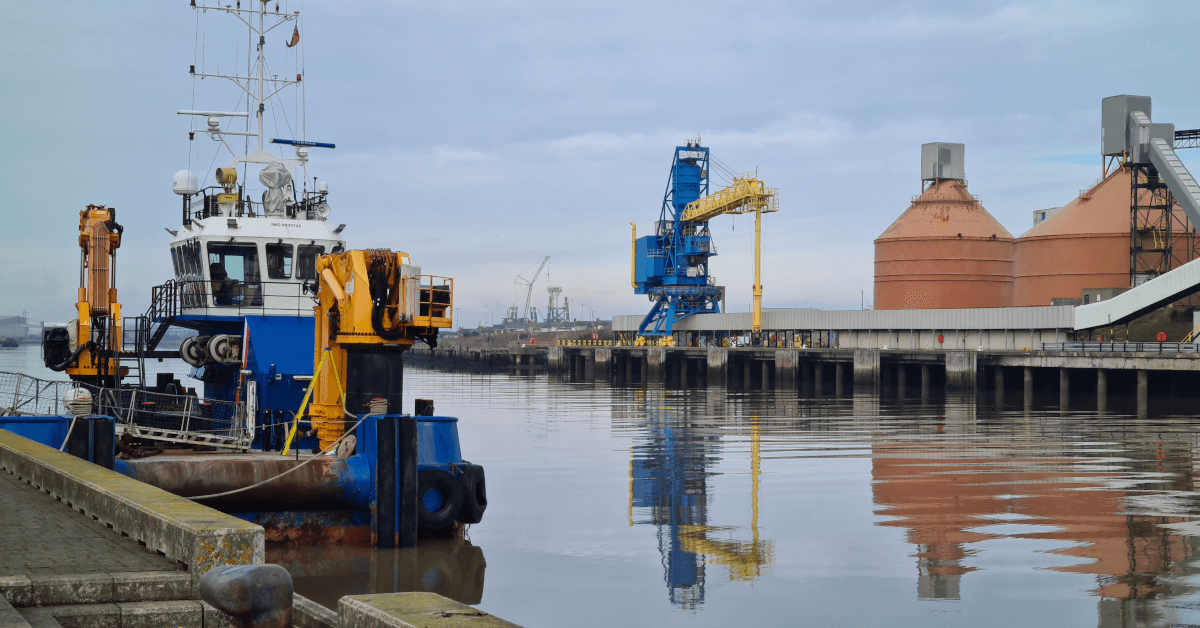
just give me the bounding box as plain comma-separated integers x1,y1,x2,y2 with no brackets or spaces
459,464,487,524
418,468,464,530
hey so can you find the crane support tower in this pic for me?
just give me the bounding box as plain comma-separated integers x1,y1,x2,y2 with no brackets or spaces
309,249,452,449
632,141,778,337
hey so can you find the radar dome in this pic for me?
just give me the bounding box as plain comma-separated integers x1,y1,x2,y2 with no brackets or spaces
172,170,198,196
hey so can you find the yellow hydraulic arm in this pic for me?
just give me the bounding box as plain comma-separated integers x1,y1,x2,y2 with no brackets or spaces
64,205,124,384
298,249,453,450
681,177,778,333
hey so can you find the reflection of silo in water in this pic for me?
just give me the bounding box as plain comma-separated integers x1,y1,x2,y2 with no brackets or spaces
630,417,714,608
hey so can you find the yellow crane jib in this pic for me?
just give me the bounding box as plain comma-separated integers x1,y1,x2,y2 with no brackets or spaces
680,177,778,223
308,249,452,449
681,177,778,334
51,204,125,384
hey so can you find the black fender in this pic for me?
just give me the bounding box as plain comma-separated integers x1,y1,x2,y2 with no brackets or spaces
418,468,464,530
459,464,487,524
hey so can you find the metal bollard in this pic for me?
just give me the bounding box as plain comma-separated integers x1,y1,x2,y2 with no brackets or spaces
199,564,293,628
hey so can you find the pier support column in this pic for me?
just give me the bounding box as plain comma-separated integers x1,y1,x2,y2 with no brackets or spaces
584,351,596,383
1137,369,1149,418
1097,369,1107,415
762,361,772,390
944,351,977,392
706,348,727,387
647,347,665,385
744,359,752,390
835,363,845,398
776,350,798,389
993,366,1004,407
616,354,627,386
595,348,611,384
897,365,907,398
548,346,564,377
853,349,880,389
1059,368,1069,411
814,362,824,397
679,357,689,389
1023,367,1033,411
801,362,812,395
920,364,930,401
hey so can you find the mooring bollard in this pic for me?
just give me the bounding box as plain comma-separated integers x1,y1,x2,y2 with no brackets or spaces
199,564,293,628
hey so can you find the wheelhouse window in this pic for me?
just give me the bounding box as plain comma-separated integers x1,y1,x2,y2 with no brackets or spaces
206,242,262,307
172,241,203,280
297,244,325,281
266,243,293,279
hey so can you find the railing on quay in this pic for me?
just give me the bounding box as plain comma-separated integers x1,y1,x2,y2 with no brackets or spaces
556,340,614,346
1042,342,1200,354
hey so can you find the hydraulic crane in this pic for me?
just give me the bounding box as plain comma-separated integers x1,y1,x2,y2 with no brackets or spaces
43,205,126,386
303,249,453,449
632,141,778,338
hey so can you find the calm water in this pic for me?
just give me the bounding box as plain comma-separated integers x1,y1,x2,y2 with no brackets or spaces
7,344,1200,626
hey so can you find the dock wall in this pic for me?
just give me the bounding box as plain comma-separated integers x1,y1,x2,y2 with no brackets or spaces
0,429,264,588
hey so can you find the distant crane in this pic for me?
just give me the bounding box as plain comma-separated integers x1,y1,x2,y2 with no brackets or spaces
513,256,550,327
631,140,778,337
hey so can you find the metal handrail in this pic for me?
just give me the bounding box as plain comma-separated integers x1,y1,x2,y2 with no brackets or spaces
1042,341,1200,354
151,279,318,318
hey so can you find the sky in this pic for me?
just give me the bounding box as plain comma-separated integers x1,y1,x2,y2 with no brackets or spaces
4,0,1200,327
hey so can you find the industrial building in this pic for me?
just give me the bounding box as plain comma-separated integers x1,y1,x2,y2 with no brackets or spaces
0,315,43,339
873,143,1014,310
616,95,1200,351
875,135,1199,311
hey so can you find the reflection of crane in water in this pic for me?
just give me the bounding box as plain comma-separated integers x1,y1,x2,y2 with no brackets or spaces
629,404,773,608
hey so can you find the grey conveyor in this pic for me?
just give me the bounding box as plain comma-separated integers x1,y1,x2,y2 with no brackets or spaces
1075,119,1200,331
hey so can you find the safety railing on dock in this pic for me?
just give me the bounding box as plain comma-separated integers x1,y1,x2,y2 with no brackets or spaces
556,340,614,346
1042,342,1200,354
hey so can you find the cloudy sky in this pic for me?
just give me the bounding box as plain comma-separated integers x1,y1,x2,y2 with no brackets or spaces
4,0,1200,327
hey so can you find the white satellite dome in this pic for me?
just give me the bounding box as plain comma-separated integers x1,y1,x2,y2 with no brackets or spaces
172,170,199,196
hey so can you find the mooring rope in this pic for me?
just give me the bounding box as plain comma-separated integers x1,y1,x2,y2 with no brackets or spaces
188,408,371,501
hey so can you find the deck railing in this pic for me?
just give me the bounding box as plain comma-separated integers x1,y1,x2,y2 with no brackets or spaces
0,371,250,449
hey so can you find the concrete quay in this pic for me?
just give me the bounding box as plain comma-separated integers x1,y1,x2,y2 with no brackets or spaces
536,345,1200,411
0,429,525,627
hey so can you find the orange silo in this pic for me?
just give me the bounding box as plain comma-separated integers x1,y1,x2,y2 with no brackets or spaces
874,143,1014,310
1011,167,1200,306
1012,169,1131,306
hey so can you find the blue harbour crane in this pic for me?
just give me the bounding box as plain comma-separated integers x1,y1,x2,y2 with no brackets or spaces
631,140,778,338
631,141,723,337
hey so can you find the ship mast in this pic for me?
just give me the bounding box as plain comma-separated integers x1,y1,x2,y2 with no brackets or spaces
182,0,300,163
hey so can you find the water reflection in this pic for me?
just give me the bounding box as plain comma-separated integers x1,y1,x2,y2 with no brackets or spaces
869,395,1200,624
267,539,486,609
618,388,774,609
